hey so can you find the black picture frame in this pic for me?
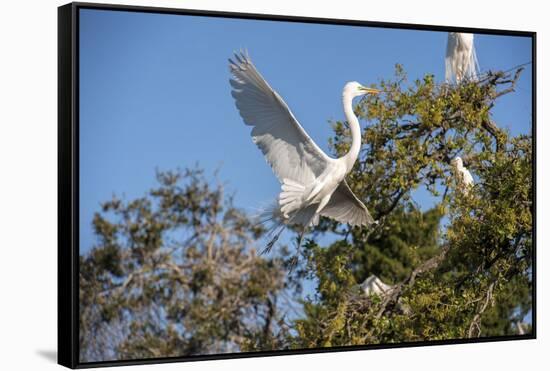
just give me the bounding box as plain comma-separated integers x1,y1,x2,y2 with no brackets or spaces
58,2,537,368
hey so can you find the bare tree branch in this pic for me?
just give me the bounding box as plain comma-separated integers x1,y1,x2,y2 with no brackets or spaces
468,282,496,338
494,67,524,98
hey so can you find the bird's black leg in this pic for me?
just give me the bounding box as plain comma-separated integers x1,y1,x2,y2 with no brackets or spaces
261,224,286,255
288,227,307,272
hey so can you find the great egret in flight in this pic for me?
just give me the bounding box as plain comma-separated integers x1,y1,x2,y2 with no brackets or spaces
229,51,377,251
451,156,474,191
445,32,479,83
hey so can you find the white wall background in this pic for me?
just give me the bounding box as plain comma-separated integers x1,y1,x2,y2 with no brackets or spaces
0,0,546,369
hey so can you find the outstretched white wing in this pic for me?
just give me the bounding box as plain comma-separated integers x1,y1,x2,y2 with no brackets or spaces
229,51,334,186
321,180,375,227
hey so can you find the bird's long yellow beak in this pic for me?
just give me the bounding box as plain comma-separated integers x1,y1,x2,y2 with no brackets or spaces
359,86,381,94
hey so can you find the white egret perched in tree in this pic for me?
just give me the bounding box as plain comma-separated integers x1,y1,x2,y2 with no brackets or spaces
451,156,474,192
445,32,480,83
358,275,409,314
229,51,378,251
515,322,526,335
360,275,394,297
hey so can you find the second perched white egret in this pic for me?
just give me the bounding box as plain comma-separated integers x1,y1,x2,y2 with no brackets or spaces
229,51,377,250
451,156,474,191
360,275,394,297
445,32,479,83
516,322,526,335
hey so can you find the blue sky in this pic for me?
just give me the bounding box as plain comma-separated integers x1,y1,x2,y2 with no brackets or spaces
79,9,532,255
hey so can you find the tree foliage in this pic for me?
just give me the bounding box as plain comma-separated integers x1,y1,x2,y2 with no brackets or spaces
79,169,288,362
292,66,532,346
79,66,532,361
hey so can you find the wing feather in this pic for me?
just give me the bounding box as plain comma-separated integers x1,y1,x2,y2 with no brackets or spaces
321,180,375,227
229,51,333,185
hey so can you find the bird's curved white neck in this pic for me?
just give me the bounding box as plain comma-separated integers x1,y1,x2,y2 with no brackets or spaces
342,92,362,172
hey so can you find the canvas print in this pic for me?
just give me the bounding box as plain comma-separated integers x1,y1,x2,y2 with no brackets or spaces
77,7,534,364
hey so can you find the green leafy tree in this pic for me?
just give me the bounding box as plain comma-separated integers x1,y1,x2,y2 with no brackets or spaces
292,66,532,346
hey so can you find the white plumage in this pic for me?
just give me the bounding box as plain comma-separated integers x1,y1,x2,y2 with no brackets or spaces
515,322,526,335
229,51,377,249
445,32,480,83
451,156,474,191
359,275,394,297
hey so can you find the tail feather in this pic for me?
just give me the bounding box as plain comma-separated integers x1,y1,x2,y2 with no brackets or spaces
255,202,287,255
289,204,317,227
255,179,320,257
279,179,306,217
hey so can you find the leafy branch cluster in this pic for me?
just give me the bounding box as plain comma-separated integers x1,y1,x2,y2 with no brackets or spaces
292,66,532,346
